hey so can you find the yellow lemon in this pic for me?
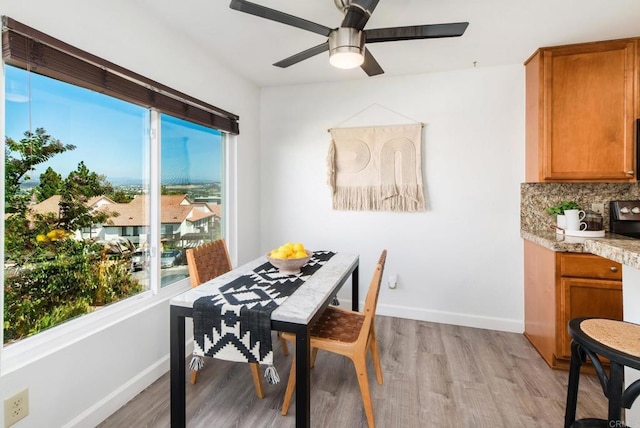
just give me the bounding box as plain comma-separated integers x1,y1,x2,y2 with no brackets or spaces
294,251,307,259
293,243,305,253
270,250,284,259
279,246,292,257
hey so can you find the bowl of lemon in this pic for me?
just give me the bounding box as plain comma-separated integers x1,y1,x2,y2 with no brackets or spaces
267,242,313,275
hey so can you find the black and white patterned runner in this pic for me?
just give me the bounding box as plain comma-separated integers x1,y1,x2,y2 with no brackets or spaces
191,251,335,380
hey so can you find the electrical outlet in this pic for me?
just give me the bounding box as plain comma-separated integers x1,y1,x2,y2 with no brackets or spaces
388,274,398,289
4,388,29,427
591,202,605,215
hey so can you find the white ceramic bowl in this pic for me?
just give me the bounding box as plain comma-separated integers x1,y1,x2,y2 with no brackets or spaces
266,250,313,275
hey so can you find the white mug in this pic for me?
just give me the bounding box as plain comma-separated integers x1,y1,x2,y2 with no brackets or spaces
564,209,586,231
556,214,566,230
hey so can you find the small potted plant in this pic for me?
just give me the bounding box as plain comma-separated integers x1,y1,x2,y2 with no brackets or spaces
546,201,581,229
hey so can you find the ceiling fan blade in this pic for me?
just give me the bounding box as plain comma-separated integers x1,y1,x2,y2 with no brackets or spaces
365,22,469,43
229,0,333,37
341,0,380,31
354,0,381,15
273,42,330,68
361,48,384,76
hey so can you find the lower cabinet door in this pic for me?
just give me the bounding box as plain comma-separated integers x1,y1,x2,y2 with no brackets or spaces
557,277,623,360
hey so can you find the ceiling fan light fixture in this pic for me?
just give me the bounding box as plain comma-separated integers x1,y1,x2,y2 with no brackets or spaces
329,49,364,69
329,27,365,69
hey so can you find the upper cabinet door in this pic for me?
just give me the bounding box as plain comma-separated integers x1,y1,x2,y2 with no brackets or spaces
526,39,638,182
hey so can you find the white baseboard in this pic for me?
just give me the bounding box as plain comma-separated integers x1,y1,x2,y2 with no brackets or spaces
341,299,524,333
63,357,168,428
64,340,195,428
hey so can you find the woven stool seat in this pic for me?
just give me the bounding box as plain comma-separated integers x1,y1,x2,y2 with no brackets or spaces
564,317,640,428
581,319,640,359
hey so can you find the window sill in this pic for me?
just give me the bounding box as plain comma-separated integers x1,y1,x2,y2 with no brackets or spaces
1,279,191,375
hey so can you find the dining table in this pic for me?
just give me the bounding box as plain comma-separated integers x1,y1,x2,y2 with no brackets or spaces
169,251,359,428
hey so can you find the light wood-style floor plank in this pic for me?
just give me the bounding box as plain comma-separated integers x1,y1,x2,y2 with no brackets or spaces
98,316,607,427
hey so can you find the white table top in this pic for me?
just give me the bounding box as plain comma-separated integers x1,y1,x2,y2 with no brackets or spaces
170,252,359,324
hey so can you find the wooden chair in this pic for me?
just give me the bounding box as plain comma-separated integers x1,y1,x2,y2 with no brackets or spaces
186,238,234,290
185,239,289,398
280,250,387,428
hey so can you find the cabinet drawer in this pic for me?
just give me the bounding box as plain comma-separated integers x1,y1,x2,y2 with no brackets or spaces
559,253,622,280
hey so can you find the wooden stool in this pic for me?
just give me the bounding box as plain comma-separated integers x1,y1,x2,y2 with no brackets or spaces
564,317,640,428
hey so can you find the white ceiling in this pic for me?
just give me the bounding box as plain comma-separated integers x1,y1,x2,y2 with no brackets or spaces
136,0,640,88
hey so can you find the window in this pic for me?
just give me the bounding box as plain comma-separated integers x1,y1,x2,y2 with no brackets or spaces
3,64,151,344
159,114,224,287
121,227,139,237
2,18,237,345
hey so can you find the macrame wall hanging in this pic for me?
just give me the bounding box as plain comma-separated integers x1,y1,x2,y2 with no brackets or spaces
327,105,426,212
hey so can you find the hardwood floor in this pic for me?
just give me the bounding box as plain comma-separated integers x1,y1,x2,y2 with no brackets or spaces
98,316,607,427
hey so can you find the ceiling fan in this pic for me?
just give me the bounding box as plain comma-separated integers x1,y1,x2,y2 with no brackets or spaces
229,0,469,76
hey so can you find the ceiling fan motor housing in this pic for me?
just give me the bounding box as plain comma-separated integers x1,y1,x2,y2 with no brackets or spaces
329,27,365,68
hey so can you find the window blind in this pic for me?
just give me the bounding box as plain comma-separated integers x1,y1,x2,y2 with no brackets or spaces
1,16,239,135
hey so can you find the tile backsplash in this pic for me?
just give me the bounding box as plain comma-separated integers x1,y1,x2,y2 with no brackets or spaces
521,182,640,231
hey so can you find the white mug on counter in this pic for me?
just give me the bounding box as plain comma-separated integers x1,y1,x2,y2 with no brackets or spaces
564,209,587,231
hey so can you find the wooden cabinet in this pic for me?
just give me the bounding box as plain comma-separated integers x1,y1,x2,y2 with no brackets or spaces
525,38,639,182
524,241,623,370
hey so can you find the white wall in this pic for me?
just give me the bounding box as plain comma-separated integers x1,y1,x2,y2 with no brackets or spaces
0,0,262,426
260,65,525,332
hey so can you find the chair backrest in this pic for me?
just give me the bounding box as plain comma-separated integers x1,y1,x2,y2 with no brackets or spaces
185,239,232,288
363,250,387,317
358,250,387,345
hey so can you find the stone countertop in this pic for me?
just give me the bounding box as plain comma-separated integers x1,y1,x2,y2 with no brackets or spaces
583,239,640,270
521,229,640,269
520,229,640,269
521,229,593,252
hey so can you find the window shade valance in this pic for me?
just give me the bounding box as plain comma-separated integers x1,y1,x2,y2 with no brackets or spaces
1,16,239,135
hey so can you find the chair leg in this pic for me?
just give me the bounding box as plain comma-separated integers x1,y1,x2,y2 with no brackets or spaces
310,347,319,368
279,332,289,356
190,370,199,385
250,363,265,399
282,355,296,415
607,362,624,426
564,341,584,428
353,354,376,428
369,326,383,385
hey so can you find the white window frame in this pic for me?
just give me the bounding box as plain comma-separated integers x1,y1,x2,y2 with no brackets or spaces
0,73,230,373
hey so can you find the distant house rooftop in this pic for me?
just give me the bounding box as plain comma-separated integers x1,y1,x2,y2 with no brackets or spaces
30,194,220,227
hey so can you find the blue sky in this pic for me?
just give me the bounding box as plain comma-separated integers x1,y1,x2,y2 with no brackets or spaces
5,65,222,185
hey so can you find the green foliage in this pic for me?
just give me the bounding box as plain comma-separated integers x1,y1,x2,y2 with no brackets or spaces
30,299,92,334
58,161,115,231
3,128,141,344
4,129,116,263
36,167,64,202
3,239,143,343
5,128,75,214
108,189,134,203
546,201,581,216
4,211,59,264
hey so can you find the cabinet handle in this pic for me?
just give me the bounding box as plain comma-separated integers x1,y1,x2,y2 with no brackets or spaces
610,266,619,273
627,170,635,175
